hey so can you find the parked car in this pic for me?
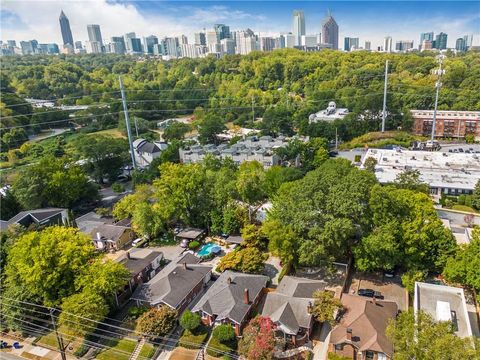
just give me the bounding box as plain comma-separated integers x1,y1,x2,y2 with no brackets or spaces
358,288,383,299
132,238,144,247
180,239,190,248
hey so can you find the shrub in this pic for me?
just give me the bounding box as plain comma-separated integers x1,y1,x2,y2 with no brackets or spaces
95,207,111,217
189,240,200,250
180,310,201,332
136,306,177,336
212,324,235,343
112,182,125,193
458,195,466,205
401,270,426,294
128,306,148,319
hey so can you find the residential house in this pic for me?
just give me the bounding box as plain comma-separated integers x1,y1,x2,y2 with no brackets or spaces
329,294,398,360
75,211,114,234
91,224,135,251
192,270,269,335
175,228,206,247
132,253,212,313
132,138,168,168
114,248,163,306
414,282,474,339
262,276,334,346
0,208,68,232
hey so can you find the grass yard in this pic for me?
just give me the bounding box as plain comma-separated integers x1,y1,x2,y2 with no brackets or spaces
205,336,237,359
451,205,479,213
89,128,126,138
178,325,210,349
96,338,137,360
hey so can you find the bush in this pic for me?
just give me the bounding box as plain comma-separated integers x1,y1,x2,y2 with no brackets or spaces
180,310,201,332
188,241,200,250
178,325,209,349
112,182,125,193
212,324,235,343
137,306,177,336
401,270,426,294
128,306,148,319
458,195,466,205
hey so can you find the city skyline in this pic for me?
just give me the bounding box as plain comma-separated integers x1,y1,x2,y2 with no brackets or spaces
2,1,479,49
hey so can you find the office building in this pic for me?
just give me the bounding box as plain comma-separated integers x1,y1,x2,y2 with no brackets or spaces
206,30,219,46
420,32,434,45
86,41,102,54
421,40,433,51
194,32,206,46
110,36,125,54
220,38,236,55
463,35,473,51
344,37,359,51
59,10,74,46
411,109,480,141
414,283,474,338
383,36,393,52
143,35,158,54
87,24,103,45
260,37,276,51
364,41,371,51
164,37,179,58
321,12,339,50
7,40,16,47
434,32,448,49
74,41,83,50
395,40,414,52
301,35,318,48
124,32,136,53
124,33,142,54
214,24,230,40
180,35,188,45
236,30,257,55
275,35,286,49
20,40,38,55
292,10,306,46
61,44,74,54
285,33,296,48
456,37,467,52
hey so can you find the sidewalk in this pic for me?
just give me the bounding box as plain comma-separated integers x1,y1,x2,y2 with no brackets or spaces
1,333,76,360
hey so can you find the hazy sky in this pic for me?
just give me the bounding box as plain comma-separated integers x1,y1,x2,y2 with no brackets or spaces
1,0,479,49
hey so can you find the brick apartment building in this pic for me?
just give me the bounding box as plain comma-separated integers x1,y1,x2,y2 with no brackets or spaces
411,110,480,140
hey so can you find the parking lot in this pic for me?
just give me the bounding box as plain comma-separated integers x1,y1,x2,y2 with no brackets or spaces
350,272,408,312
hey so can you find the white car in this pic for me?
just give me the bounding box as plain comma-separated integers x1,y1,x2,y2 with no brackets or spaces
132,238,144,247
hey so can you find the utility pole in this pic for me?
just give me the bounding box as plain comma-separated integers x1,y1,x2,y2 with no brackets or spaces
50,308,67,360
251,96,255,123
381,59,389,132
431,54,446,142
119,76,137,170
335,127,338,151
133,116,139,137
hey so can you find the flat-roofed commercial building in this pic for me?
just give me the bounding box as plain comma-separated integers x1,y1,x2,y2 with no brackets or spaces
414,282,474,339
411,110,480,140
361,148,480,196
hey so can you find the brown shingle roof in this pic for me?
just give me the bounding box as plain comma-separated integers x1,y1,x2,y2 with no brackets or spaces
330,294,397,357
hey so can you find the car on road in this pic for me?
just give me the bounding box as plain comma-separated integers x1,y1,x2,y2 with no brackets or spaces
358,288,383,299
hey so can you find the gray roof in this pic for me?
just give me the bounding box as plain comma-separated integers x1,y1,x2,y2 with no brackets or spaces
192,271,269,324
116,249,163,276
1,208,67,231
132,253,211,308
224,236,244,245
176,228,205,240
261,276,328,335
91,224,132,242
138,142,160,154
75,211,114,234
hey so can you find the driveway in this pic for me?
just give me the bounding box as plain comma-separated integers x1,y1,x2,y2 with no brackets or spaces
350,272,408,311
312,322,331,360
263,255,282,286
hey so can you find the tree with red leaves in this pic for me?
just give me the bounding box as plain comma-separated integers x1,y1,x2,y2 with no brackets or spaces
238,316,281,360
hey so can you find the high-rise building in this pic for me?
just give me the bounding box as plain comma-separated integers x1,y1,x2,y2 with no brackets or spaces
420,32,434,43
87,24,103,44
463,35,473,50
59,10,74,46
344,37,359,51
164,37,179,58
38,43,59,55
321,12,339,50
395,40,414,52
236,29,257,55
301,35,318,48
456,38,467,52
260,37,276,51
74,41,83,50
421,40,433,51
206,30,219,46
180,35,188,45
7,40,16,47
110,36,125,54
124,32,136,52
86,41,102,54
285,33,296,48
180,44,197,58
434,32,448,50
220,38,236,55
194,33,206,46
292,10,306,47
214,24,231,40
276,35,286,49
124,33,142,54
383,36,393,53
20,40,38,55
364,41,371,51
143,35,158,54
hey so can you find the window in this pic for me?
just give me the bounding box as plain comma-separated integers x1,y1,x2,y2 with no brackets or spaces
365,351,375,360
334,344,344,351
378,353,387,360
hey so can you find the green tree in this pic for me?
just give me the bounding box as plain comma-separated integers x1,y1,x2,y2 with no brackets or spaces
263,219,297,266
394,169,429,194
472,180,480,210
401,269,427,294
12,156,99,210
197,114,227,145
0,189,21,221
132,202,165,239
217,247,267,274
4,226,95,306
180,310,201,332
311,290,343,326
112,185,153,220
443,227,480,292
241,224,266,249
163,121,191,141
70,135,128,183
236,161,266,207
58,290,109,336
363,156,377,172
387,310,479,360
136,307,177,337
259,105,294,136
212,324,235,342
263,166,303,198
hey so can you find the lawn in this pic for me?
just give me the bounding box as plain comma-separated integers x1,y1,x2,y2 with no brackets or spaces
88,128,126,139
339,131,423,150
451,205,479,213
205,336,237,359
178,325,210,349
96,338,137,360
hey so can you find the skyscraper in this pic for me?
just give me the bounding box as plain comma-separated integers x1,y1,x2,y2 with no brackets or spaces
344,37,359,51
463,35,473,50
365,41,371,51
434,32,448,50
59,10,74,46
420,32,434,43
143,35,158,54
395,40,414,52
292,10,306,46
456,38,467,52
383,36,393,53
321,12,339,50
214,24,231,40
194,33,206,46
87,24,103,44
110,36,125,54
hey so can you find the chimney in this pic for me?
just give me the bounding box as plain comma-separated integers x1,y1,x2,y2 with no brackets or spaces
346,328,352,341
126,252,131,259
243,288,249,304
227,277,232,284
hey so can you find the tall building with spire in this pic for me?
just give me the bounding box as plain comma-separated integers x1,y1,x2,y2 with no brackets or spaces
321,11,339,50
59,10,74,46
292,10,306,46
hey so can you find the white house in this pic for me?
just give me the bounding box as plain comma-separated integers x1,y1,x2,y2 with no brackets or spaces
132,138,168,168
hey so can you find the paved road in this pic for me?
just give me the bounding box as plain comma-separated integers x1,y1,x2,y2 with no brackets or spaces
0,352,25,360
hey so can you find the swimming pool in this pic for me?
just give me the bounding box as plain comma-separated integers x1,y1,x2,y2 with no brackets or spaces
197,243,221,257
